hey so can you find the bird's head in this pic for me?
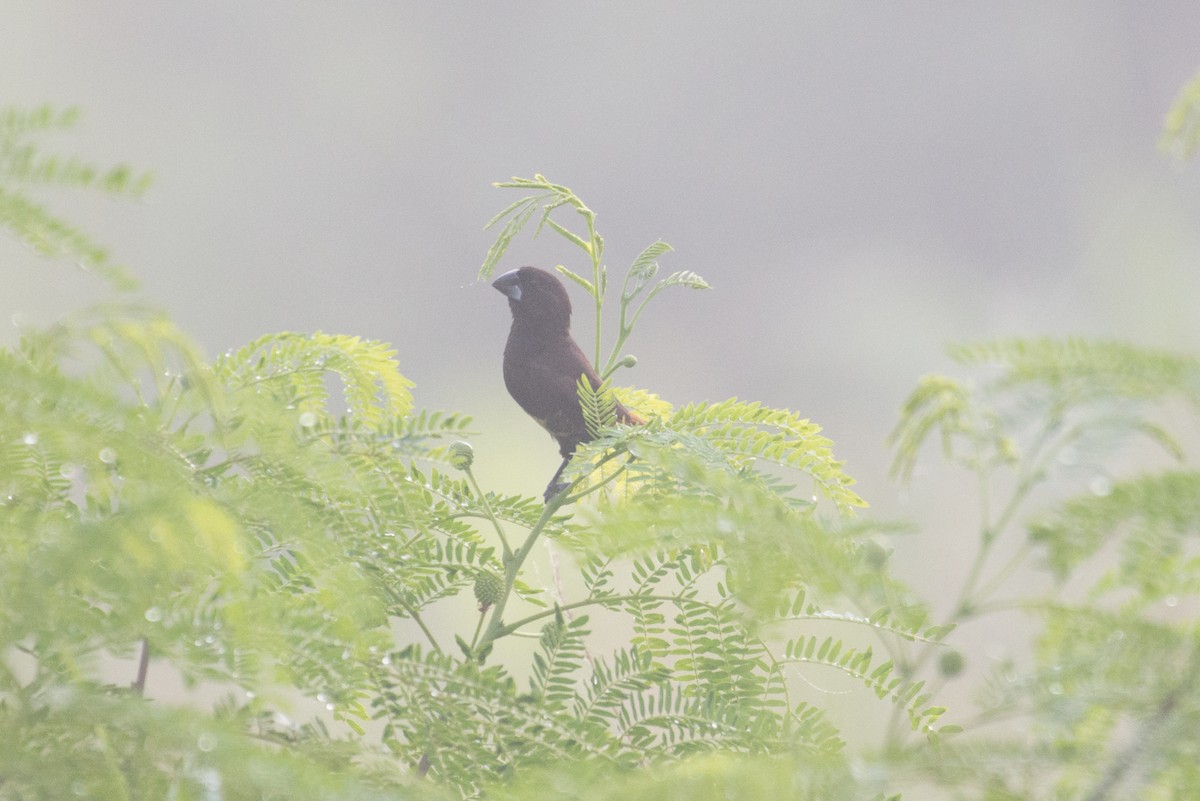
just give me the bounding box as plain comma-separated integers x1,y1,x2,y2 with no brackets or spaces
492,267,572,330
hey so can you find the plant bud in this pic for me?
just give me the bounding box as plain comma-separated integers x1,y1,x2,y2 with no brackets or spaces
447,440,474,471
939,650,965,678
473,571,504,608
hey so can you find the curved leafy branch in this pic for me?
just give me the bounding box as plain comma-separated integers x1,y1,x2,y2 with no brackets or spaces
481,174,709,378
0,105,151,289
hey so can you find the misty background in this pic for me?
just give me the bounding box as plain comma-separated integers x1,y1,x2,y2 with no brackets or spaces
3,3,1199,721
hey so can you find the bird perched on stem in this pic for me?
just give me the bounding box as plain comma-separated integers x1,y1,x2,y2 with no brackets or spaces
492,266,642,501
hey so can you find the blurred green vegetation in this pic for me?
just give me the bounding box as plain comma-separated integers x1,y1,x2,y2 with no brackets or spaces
2,106,1200,800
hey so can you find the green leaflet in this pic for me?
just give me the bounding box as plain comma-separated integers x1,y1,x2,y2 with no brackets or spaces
216,331,414,426
0,105,149,289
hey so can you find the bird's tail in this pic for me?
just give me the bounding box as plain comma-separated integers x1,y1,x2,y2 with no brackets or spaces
617,405,645,426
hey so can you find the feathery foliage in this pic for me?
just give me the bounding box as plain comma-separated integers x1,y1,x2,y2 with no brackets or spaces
0,105,150,289
1162,68,1200,160
884,335,1200,799
6,90,1200,800
480,174,709,374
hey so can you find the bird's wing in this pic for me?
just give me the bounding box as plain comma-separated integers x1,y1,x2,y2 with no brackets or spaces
503,337,592,452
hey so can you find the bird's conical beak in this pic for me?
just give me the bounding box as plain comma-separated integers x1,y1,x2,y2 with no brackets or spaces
491,270,523,301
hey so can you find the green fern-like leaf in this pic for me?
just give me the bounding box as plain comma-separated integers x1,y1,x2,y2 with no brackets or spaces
628,241,671,282
0,187,137,288
573,647,669,740
215,331,413,426
373,647,596,794
1030,470,1200,600
0,105,150,289
948,338,1200,407
480,174,600,279
1162,68,1200,160
891,338,1196,487
667,398,866,512
530,611,590,709
781,638,945,734
480,194,542,278
888,375,983,480
577,373,619,438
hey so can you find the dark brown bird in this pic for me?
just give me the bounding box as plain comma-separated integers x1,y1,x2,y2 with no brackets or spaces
492,266,642,501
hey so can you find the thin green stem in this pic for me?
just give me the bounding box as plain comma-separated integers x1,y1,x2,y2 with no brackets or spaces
194,455,253,477
603,310,633,380
950,461,1000,618
968,596,1043,617
562,459,630,504
603,289,657,378
602,327,634,380
496,592,708,637
468,608,487,651
951,417,1061,617
973,541,1034,603
408,608,443,656
885,416,1067,748
475,493,569,657
587,212,604,371
463,464,512,560
390,594,443,656
473,447,631,657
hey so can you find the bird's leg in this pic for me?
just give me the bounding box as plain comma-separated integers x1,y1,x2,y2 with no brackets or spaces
543,454,573,503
